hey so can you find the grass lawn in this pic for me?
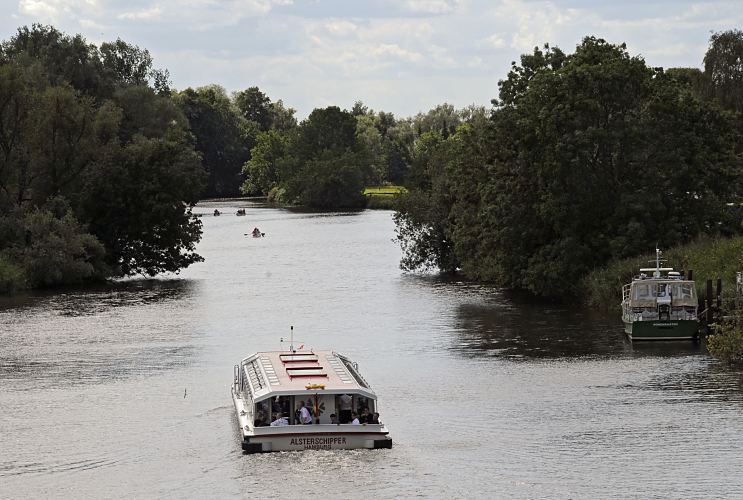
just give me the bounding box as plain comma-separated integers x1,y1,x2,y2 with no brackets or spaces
362,185,407,197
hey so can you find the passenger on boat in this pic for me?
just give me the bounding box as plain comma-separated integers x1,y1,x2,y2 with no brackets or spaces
213,209,221,216
270,414,288,426
254,409,268,426
360,408,370,423
351,412,360,425
252,227,262,237
330,413,339,424
370,412,380,424
338,393,352,423
297,401,313,424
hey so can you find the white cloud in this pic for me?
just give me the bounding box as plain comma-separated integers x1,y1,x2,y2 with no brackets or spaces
18,0,57,19
370,43,423,63
118,6,162,21
18,0,97,22
404,0,457,14
324,19,358,37
78,17,106,30
485,33,506,49
7,0,743,118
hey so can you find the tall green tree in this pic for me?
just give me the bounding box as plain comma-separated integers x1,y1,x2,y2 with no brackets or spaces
175,85,256,198
80,131,205,275
394,37,743,299
234,86,272,131
1,25,208,288
240,129,288,196
283,106,370,208
704,29,743,114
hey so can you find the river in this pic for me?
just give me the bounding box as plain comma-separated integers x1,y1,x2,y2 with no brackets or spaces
2,201,742,499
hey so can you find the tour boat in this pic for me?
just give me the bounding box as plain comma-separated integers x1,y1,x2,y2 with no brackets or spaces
231,346,392,453
621,248,699,341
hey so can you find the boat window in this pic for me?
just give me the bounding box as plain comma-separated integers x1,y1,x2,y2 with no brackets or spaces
254,400,270,426
666,283,680,298
272,396,290,422
681,283,694,299
633,284,652,299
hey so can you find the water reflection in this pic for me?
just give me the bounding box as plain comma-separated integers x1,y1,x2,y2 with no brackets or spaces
0,279,198,388
421,275,709,360
0,279,197,314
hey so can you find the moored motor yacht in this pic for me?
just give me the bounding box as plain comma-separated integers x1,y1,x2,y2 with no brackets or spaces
621,248,699,340
231,346,392,453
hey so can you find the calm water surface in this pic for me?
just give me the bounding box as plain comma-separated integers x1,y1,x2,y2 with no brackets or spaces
2,202,743,499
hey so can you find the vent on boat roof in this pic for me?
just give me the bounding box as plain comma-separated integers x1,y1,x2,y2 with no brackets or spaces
285,366,328,379
280,353,319,363
260,356,280,385
246,358,266,390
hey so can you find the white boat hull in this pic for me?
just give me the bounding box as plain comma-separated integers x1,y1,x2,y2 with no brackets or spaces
232,388,391,453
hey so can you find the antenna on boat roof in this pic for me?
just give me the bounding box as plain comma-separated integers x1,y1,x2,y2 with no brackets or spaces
290,325,294,353
647,245,666,278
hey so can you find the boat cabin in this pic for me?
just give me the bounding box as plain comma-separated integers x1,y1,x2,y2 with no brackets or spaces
234,351,379,427
622,271,697,322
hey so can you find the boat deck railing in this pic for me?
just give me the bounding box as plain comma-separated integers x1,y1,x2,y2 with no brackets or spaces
336,353,372,389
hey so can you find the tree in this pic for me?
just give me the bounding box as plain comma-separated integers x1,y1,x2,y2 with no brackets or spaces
393,131,458,273
0,198,107,287
100,38,153,86
1,24,108,98
284,106,369,207
1,26,209,289
240,129,287,195
268,99,297,131
25,85,121,206
175,85,256,198
80,132,205,275
234,86,272,131
393,37,743,299
704,29,743,114
0,64,31,205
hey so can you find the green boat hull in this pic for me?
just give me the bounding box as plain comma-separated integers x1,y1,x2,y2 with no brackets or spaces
623,319,699,341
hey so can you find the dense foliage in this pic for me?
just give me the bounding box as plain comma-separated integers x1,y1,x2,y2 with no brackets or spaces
394,35,743,299
0,25,205,289
5,24,743,301
708,309,743,364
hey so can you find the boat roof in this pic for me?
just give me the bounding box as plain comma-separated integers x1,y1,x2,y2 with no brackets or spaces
240,350,377,403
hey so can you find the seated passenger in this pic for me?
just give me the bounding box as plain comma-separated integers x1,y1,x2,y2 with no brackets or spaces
360,408,370,423
351,412,360,425
369,412,379,424
330,413,339,424
270,413,288,426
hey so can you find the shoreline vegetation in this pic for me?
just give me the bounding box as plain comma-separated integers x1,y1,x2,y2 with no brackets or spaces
2,22,743,329
582,237,743,311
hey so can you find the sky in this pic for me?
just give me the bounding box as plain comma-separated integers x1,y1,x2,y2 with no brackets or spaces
1,0,742,119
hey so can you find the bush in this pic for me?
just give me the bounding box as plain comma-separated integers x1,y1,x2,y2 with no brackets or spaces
708,314,743,364
0,200,108,293
0,255,26,293
365,196,396,209
16,207,107,287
